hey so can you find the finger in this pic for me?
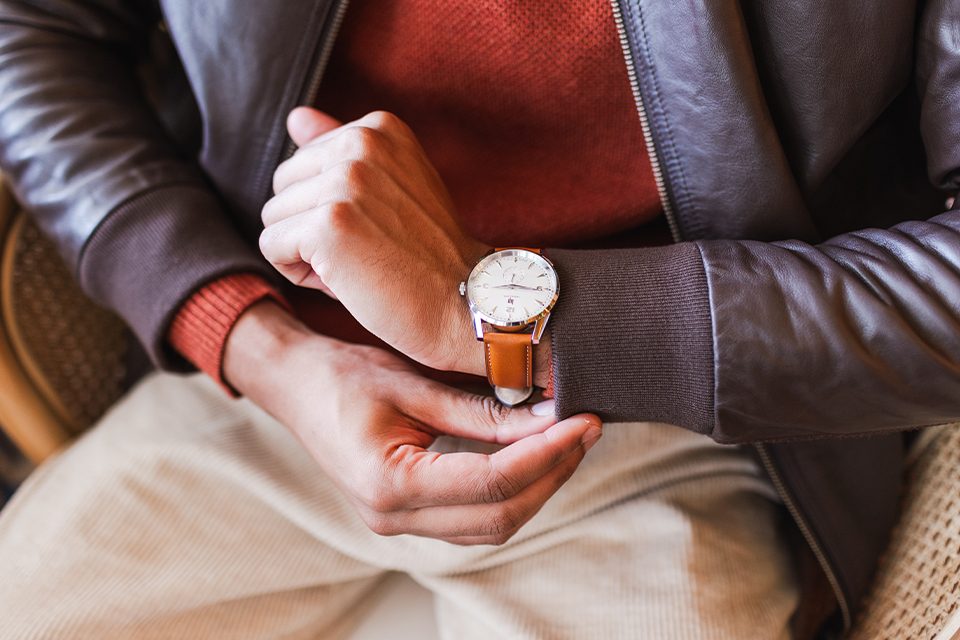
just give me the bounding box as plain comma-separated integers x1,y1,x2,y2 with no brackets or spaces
287,106,342,147
414,383,561,444
262,159,403,226
258,207,336,287
273,111,421,195
384,414,601,509
295,109,411,151
273,127,375,194
367,433,594,543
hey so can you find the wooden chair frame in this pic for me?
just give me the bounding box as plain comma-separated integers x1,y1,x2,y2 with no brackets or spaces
0,180,72,462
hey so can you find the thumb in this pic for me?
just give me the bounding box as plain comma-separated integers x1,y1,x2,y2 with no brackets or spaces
287,106,343,147
424,386,600,445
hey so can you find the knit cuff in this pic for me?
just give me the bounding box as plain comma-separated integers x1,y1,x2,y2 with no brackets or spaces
168,273,290,396
546,245,714,431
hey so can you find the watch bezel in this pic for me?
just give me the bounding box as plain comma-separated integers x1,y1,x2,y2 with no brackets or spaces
464,249,560,329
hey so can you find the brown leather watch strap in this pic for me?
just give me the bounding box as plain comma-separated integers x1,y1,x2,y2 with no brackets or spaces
494,246,542,254
483,331,533,390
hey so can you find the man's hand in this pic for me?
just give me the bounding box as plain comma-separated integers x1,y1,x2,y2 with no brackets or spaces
223,301,601,545
259,107,491,378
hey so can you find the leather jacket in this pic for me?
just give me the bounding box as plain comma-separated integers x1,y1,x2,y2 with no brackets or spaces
1,1,958,635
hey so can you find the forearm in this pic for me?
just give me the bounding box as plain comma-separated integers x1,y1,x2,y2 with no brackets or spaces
221,300,329,422
224,300,552,419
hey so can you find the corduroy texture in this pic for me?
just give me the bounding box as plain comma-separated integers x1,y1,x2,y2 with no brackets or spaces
0,373,797,639
168,273,289,394
548,245,714,430
78,184,277,371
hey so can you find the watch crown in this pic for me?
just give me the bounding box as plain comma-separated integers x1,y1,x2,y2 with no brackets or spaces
458,281,466,296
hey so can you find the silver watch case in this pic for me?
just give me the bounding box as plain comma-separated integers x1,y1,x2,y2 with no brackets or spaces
458,249,559,406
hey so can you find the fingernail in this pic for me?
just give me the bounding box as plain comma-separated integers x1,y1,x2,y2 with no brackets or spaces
530,399,555,417
581,425,602,452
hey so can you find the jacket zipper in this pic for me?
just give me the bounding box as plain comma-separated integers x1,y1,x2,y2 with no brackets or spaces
279,0,352,164
756,444,852,630
607,0,681,243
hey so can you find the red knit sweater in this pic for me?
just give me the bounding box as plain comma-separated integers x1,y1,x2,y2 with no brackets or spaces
169,0,664,389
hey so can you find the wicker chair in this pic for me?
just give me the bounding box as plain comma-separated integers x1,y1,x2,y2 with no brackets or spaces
1,174,960,639
0,176,128,463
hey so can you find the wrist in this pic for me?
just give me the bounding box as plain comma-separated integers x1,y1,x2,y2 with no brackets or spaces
450,245,554,391
222,300,316,399
451,300,487,377
448,306,553,392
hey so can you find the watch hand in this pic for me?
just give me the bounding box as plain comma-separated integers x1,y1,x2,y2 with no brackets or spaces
492,284,539,291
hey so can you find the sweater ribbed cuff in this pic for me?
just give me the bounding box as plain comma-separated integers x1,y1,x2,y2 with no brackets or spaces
168,274,290,396
78,184,280,372
546,245,714,432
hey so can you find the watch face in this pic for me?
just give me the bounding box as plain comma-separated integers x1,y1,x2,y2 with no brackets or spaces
466,249,559,326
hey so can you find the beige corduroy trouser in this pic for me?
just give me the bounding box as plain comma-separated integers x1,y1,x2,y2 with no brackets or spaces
0,373,798,639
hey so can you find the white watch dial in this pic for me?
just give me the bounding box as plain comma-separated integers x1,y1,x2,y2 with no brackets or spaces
466,250,558,326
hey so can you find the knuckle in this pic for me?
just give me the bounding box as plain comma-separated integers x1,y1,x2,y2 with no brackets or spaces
341,159,372,191
362,512,397,537
477,395,511,428
272,157,299,194
310,255,331,282
489,526,516,546
271,167,287,195
258,227,276,257
491,533,513,546
488,507,521,540
322,200,354,234
260,198,279,224
367,109,405,132
366,492,396,514
555,455,581,488
350,125,385,156
482,466,521,503
358,478,401,513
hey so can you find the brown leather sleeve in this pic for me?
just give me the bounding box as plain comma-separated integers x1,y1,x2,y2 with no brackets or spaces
548,200,960,444
483,332,533,389
0,1,274,370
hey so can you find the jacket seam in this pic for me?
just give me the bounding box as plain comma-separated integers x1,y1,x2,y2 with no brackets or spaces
693,241,720,439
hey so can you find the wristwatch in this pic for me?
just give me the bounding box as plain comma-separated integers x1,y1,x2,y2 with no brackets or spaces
459,247,559,406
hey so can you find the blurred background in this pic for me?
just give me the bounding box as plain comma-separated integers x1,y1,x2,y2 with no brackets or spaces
0,430,30,508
